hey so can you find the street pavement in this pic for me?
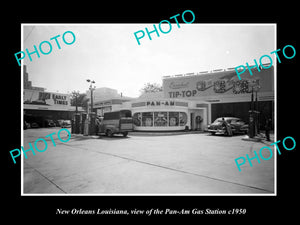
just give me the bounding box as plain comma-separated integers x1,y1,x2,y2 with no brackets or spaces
22,127,275,195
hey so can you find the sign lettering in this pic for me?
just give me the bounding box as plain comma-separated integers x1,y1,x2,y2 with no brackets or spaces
146,101,175,106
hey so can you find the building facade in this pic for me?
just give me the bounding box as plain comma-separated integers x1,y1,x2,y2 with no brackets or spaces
23,65,45,91
23,89,83,127
23,66,83,127
162,66,274,130
121,92,209,131
88,66,274,132
87,87,133,116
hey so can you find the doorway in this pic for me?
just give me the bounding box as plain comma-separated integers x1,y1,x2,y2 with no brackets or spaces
189,109,206,131
190,113,195,130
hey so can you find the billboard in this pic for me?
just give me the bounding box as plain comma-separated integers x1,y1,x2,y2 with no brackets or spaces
163,67,274,101
24,89,70,106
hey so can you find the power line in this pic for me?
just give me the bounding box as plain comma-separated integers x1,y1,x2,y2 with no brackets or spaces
24,26,35,42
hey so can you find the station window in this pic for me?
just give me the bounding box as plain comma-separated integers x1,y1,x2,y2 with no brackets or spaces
154,112,168,127
142,112,153,126
133,112,187,127
179,112,187,126
133,112,142,126
169,112,179,126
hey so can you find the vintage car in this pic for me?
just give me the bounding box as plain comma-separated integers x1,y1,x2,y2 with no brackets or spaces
30,122,39,128
61,120,71,128
45,119,56,127
207,117,249,135
96,110,133,137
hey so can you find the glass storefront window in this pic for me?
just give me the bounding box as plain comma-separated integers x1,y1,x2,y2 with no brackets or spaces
154,112,168,127
133,111,187,127
142,112,153,126
169,112,179,126
133,112,142,126
179,112,187,126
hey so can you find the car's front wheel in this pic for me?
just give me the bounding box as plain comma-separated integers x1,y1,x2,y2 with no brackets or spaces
106,129,113,137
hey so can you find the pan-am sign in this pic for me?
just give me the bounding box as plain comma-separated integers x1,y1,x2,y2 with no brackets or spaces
146,100,175,106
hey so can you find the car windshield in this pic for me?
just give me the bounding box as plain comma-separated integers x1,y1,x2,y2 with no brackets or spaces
231,119,239,124
213,118,232,124
120,110,132,118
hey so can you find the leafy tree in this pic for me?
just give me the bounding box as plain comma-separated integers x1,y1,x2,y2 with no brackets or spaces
70,91,89,111
140,82,163,94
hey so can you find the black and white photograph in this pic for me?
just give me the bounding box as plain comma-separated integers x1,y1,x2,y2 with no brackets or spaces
4,4,298,221
21,23,276,195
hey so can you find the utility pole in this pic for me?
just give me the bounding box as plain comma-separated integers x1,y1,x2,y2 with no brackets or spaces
86,79,96,135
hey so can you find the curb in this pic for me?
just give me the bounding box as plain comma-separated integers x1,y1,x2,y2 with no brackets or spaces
125,131,205,137
70,131,206,138
70,134,100,139
241,135,264,142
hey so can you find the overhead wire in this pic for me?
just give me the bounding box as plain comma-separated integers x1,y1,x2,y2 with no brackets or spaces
24,26,35,42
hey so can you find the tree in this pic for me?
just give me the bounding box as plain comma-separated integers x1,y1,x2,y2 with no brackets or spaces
70,91,89,111
140,82,163,94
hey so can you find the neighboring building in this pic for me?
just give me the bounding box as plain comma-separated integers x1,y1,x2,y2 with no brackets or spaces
23,89,84,127
23,66,83,127
86,87,123,102
23,65,45,91
87,87,133,116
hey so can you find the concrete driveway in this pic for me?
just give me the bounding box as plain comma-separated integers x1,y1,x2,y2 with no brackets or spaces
22,128,275,195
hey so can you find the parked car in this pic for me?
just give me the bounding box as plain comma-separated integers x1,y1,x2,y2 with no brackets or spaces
207,117,249,135
55,119,64,127
45,119,56,127
61,120,71,128
97,110,133,137
30,122,39,128
26,121,31,128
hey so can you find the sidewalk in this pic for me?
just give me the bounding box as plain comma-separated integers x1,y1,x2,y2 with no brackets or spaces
70,133,100,140
242,131,275,143
129,130,205,136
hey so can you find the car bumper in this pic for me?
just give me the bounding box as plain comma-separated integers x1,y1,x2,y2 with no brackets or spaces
208,129,226,134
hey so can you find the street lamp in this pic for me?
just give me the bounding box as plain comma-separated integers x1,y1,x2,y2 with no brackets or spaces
86,79,96,135
86,79,96,113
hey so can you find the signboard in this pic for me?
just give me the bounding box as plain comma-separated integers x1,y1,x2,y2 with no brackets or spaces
24,89,70,106
131,100,188,108
146,100,175,106
163,67,274,100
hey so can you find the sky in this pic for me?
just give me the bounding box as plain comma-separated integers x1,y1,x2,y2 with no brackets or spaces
22,24,275,98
